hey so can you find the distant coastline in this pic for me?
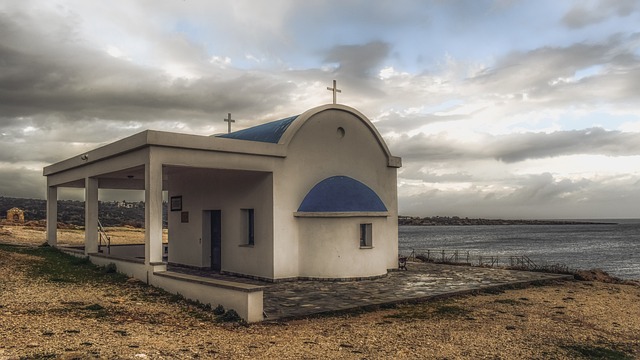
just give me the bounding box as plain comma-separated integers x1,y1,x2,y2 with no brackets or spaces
0,196,623,228
399,216,617,226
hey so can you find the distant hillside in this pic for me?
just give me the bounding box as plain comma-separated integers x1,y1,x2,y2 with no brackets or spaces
399,215,615,226
0,196,166,228
0,197,48,222
3,197,611,228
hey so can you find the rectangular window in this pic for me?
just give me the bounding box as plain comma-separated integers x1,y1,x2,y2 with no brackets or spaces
360,223,372,248
242,209,255,246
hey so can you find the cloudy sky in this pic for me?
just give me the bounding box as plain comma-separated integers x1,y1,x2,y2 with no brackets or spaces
1,0,639,219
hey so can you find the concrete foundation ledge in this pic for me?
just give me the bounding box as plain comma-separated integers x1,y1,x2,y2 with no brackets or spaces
294,273,389,282
56,246,85,256
89,252,145,264
221,270,389,283
152,271,264,323
55,249,264,322
154,271,265,292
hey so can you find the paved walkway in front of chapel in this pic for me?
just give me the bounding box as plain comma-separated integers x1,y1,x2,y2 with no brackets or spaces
262,263,571,320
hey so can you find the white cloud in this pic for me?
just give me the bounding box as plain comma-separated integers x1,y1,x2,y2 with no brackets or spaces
210,56,231,67
106,46,124,58
619,120,640,132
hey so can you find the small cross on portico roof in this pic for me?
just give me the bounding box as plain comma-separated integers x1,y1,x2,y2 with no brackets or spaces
326,79,341,104
224,113,235,134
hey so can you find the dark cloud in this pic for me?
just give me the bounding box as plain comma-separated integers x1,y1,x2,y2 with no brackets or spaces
391,128,640,163
324,41,390,79
0,117,112,164
1,1,639,220
505,173,589,203
0,11,299,127
399,173,640,219
470,42,610,93
489,128,640,163
466,33,640,112
0,168,45,199
0,140,83,164
389,133,477,162
562,0,639,29
399,164,473,183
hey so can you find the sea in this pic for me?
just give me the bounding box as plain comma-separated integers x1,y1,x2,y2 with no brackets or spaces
398,219,640,280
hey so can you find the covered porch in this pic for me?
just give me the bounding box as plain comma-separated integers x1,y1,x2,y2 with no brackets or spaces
43,133,274,322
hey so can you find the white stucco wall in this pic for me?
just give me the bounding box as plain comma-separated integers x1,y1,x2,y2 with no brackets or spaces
273,107,399,279
85,253,263,322
46,106,399,282
167,167,274,279
296,216,393,278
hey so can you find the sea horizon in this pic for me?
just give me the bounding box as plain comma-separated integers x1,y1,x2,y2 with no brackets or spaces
399,220,640,280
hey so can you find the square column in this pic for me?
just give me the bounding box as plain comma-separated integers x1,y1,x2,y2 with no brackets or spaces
84,177,99,255
145,157,164,264
46,185,57,246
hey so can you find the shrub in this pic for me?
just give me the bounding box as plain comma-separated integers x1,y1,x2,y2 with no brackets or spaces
104,263,117,274
84,303,105,311
218,309,242,323
213,304,225,315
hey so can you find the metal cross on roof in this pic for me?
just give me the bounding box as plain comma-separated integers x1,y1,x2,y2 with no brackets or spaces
224,113,235,134
326,79,341,104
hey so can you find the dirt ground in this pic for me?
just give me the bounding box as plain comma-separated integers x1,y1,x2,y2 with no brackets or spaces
1,225,639,359
0,224,167,246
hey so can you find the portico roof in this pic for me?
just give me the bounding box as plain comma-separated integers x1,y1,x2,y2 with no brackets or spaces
44,104,401,178
218,115,298,143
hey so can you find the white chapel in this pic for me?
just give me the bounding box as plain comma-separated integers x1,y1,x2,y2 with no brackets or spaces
44,103,402,321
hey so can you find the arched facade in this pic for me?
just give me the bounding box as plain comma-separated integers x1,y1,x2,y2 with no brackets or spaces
221,105,401,279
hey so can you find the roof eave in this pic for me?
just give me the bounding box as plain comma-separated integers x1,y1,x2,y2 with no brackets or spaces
43,130,287,176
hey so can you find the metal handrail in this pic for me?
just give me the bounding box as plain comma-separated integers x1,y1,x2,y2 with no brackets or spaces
97,219,111,254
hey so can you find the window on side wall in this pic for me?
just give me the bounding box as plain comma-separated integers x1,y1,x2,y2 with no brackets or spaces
360,223,372,248
242,209,255,246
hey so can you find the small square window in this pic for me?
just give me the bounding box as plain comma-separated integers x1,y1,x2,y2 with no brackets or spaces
360,223,372,248
242,209,255,246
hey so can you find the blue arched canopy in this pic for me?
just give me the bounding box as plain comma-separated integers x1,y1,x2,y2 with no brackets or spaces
297,176,387,213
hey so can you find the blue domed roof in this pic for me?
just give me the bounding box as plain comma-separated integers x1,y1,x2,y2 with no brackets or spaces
297,176,387,212
217,115,298,143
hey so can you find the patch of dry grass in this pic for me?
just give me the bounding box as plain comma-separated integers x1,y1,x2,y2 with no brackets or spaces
0,224,167,246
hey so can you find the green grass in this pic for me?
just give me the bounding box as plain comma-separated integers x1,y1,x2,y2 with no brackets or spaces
0,243,127,284
1,243,254,325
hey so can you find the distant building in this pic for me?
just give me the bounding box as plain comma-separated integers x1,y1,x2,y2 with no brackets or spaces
6,207,25,223
117,200,135,209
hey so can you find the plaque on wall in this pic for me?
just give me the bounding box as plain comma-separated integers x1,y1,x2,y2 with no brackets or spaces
170,196,182,211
